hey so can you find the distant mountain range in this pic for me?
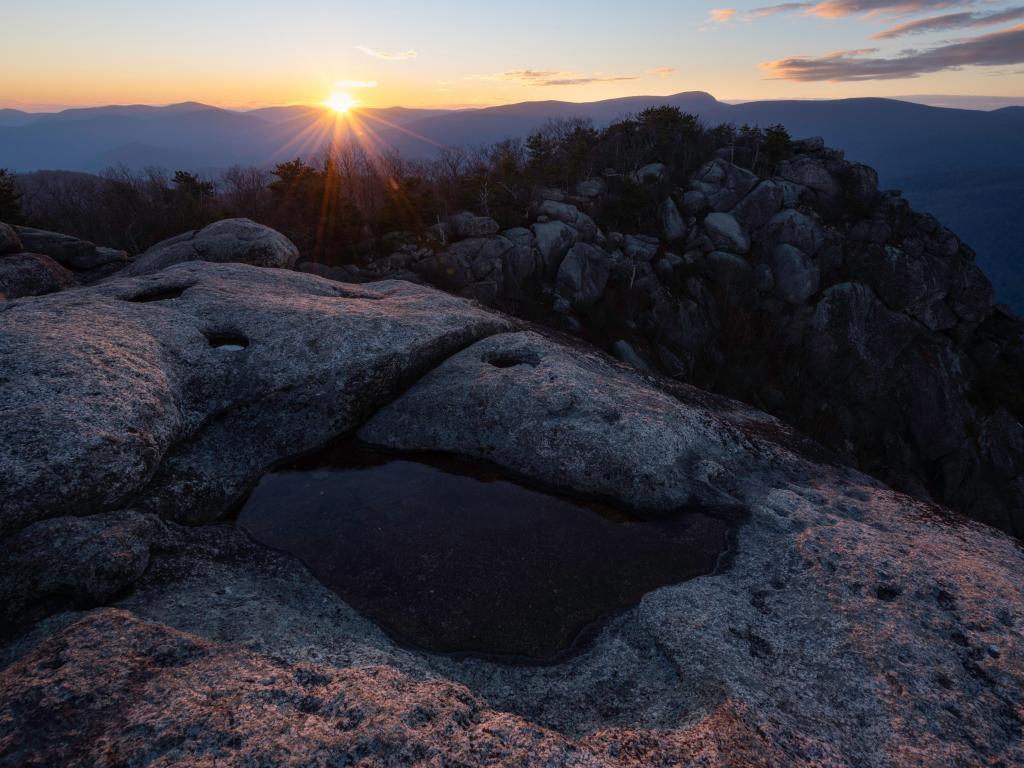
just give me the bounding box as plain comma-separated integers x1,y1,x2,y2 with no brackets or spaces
2,92,1022,308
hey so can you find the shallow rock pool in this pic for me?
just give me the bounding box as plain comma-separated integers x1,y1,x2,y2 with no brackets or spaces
238,442,742,661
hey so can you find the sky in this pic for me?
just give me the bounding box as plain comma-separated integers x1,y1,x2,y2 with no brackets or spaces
2,0,1023,111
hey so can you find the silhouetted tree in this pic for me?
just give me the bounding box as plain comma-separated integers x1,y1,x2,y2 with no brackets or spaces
173,170,215,200
0,169,24,223
761,124,792,173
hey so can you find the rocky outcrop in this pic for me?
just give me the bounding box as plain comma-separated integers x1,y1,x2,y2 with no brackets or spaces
0,512,160,629
324,140,1024,538
13,224,129,283
361,331,773,511
0,263,509,534
0,222,126,297
1,264,1022,765
124,218,300,276
0,252,73,299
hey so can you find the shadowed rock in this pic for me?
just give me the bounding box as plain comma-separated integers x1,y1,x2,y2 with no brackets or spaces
124,218,299,276
0,252,73,299
0,511,160,630
0,222,21,254
13,225,128,271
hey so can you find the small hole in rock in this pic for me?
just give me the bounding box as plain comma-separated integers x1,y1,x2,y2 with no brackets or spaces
205,331,249,351
876,585,902,601
484,349,541,369
126,284,192,303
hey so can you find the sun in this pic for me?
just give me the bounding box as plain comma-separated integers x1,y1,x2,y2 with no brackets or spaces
324,91,358,114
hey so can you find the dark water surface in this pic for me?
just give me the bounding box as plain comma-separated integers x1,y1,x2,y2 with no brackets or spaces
238,443,743,661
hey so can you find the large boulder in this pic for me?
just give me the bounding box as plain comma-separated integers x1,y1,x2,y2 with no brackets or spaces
843,163,880,208
13,226,128,271
0,511,160,628
531,220,577,274
575,177,606,198
431,235,514,302
632,163,666,184
777,156,843,209
622,234,660,262
535,200,598,242
659,197,688,242
361,331,776,510
704,213,750,254
448,212,500,239
806,282,919,401
730,180,783,231
0,263,509,533
124,219,299,276
846,243,949,319
690,159,759,211
705,251,755,298
0,222,22,254
555,243,612,309
766,244,819,305
0,252,74,299
499,227,542,296
763,209,826,256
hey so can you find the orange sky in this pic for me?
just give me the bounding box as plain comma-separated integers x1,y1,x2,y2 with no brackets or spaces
3,1,1022,111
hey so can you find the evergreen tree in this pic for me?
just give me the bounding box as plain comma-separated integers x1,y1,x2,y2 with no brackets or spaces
761,124,792,173
0,168,24,224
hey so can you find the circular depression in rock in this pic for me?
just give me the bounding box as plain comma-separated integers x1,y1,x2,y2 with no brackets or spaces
237,443,743,661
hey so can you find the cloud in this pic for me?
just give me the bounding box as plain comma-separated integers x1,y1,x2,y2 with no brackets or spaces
648,66,677,78
355,46,417,60
805,0,967,18
873,6,1024,37
750,0,976,18
485,70,639,86
709,8,738,22
748,3,814,17
333,80,378,89
762,22,1024,79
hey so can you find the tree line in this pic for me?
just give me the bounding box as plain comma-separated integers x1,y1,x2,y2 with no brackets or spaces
3,109,792,264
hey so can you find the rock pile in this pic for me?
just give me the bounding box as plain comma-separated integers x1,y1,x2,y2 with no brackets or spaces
324,140,1024,537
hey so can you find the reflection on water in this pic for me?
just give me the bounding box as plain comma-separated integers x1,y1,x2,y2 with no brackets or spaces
238,442,742,661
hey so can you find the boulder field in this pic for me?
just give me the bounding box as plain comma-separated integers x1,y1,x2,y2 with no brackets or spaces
311,141,1024,539
1,262,1023,766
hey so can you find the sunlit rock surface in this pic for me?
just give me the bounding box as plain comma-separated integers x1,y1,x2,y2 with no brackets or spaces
1,263,1022,766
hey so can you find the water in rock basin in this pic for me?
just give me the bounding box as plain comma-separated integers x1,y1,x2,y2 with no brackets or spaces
238,442,743,661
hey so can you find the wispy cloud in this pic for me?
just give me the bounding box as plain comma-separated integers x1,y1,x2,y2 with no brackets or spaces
355,46,417,60
333,80,378,89
483,70,639,86
649,66,677,78
873,6,1024,37
709,8,738,23
806,0,968,18
762,22,1024,79
750,0,975,18
748,3,813,17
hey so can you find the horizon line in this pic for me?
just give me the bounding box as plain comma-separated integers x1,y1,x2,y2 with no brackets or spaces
3,91,1024,114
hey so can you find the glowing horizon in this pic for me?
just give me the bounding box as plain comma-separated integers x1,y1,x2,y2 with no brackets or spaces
3,1,1022,113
